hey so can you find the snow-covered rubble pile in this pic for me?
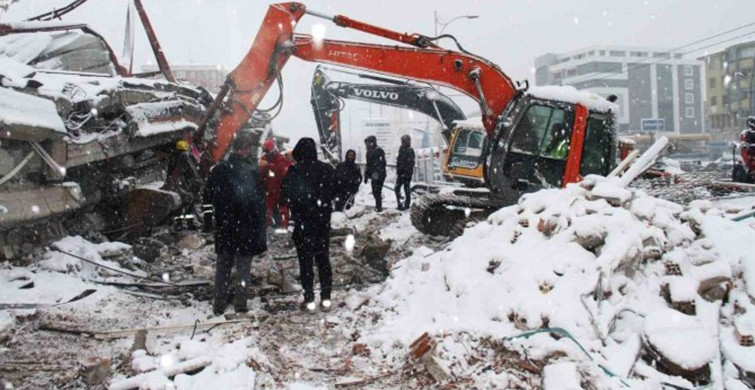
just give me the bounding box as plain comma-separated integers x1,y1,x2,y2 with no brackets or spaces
111,337,268,390
38,235,141,278
355,176,755,388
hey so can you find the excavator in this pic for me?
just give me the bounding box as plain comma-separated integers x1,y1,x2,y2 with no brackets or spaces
310,66,465,162
309,66,487,186
193,2,618,237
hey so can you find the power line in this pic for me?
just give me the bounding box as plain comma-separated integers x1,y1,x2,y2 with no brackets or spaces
568,27,755,86
566,20,755,85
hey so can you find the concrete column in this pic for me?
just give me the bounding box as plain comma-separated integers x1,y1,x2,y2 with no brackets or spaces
671,65,680,133
651,64,659,119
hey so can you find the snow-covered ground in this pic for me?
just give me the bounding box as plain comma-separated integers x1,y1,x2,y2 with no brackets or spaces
3,178,755,389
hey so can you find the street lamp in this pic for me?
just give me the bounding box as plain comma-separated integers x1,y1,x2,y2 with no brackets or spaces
434,11,479,36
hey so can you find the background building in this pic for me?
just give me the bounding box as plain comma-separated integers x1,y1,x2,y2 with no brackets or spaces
535,46,705,134
142,64,227,94
701,40,755,137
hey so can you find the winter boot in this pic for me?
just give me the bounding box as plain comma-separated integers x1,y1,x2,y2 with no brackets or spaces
320,299,332,312
300,300,316,314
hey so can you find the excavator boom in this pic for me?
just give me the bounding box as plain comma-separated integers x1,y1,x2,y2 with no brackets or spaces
199,2,516,162
311,67,467,160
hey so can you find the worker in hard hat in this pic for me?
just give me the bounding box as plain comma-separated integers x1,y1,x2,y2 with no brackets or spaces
259,139,292,229
164,139,202,204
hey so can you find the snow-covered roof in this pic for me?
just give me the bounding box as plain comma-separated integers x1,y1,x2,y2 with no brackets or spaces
527,85,618,113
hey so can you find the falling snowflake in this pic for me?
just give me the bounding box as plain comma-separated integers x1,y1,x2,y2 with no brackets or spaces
312,23,326,49
162,273,170,282
30,205,40,214
344,234,356,253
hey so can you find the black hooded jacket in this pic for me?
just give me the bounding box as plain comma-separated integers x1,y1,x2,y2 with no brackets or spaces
364,136,386,182
396,145,415,179
335,150,362,195
281,138,336,248
204,153,267,256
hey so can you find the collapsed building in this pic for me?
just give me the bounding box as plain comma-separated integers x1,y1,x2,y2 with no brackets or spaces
0,22,211,259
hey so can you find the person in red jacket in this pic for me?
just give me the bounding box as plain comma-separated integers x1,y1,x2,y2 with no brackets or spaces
259,140,292,229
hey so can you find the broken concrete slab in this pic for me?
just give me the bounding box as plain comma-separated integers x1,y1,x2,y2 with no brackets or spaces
177,234,205,251
79,357,111,386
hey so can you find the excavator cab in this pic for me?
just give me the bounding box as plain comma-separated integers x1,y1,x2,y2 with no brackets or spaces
487,92,616,205
442,122,488,186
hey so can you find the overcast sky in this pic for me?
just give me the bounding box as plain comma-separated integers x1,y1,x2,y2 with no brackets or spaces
4,0,755,149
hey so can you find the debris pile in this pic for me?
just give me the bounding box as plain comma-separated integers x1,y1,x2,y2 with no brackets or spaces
350,175,755,389
0,24,210,259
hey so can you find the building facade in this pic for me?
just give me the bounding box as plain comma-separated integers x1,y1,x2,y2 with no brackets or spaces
701,40,755,135
535,46,705,134
141,64,227,94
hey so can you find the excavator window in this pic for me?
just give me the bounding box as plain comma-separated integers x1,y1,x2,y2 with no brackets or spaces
453,131,470,154
510,104,572,159
580,114,615,176
467,131,484,152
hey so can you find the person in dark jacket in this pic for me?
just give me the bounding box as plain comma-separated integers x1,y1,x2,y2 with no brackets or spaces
363,135,386,212
334,149,362,212
204,133,267,316
395,135,415,210
281,138,336,313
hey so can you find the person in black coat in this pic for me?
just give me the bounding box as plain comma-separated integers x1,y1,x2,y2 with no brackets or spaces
395,134,415,210
204,132,267,316
363,135,386,212
281,138,336,312
334,149,362,212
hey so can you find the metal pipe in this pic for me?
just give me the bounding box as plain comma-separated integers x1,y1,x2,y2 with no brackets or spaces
305,8,335,22
133,0,175,82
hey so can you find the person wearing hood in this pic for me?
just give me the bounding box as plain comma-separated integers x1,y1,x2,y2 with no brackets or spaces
204,132,267,316
363,135,386,211
395,134,415,210
259,139,292,229
334,149,362,212
281,138,336,313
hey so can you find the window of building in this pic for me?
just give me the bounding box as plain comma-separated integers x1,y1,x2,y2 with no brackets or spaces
684,79,694,90
685,93,694,104
599,50,606,56
710,77,716,86
610,50,626,57
654,52,668,58
588,51,595,56
710,96,718,106
684,66,693,76
567,68,577,77
685,107,695,118
742,47,755,59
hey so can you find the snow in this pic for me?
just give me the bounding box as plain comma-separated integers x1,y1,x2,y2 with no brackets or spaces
378,212,418,244
527,86,618,113
643,309,717,370
39,235,137,278
0,86,66,135
543,362,582,390
452,116,484,129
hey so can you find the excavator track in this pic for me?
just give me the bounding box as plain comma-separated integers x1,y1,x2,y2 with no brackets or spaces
410,193,499,238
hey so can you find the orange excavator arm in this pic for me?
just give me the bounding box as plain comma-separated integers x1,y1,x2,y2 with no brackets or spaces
197,2,517,162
